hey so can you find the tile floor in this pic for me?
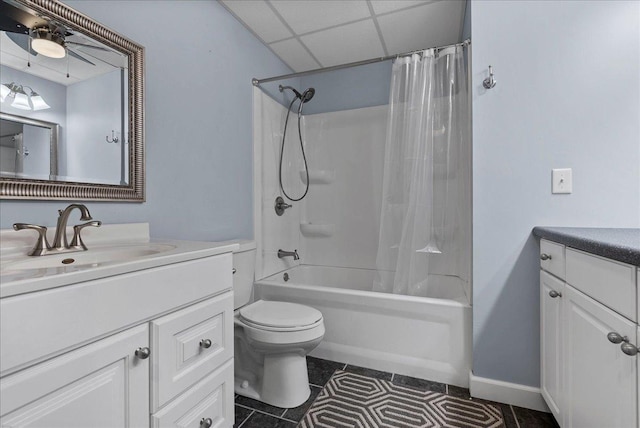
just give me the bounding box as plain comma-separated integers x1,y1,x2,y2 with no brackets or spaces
234,356,559,428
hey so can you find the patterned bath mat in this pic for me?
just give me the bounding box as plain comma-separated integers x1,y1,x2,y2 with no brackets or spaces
298,370,504,428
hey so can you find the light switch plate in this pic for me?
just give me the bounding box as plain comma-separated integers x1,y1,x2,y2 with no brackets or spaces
552,168,572,194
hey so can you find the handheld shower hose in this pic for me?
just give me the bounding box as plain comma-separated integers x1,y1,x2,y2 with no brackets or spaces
278,86,315,202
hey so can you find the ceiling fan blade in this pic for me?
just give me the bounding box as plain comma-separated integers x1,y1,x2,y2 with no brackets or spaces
66,41,109,51
68,49,95,66
0,1,42,33
5,32,37,55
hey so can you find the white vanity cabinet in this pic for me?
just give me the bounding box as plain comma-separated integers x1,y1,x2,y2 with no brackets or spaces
540,271,563,421
0,325,150,427
539,238,639,428
0,238,237,428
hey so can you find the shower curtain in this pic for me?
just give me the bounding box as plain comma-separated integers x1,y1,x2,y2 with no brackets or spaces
373,44,470,297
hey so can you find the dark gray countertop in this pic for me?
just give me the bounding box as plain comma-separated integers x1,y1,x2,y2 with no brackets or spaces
532,227,640,267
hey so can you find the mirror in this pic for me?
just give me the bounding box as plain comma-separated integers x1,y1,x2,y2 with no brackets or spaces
1,112,58,180
0,0,144,201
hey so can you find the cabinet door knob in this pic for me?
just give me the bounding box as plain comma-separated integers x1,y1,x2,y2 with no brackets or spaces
200,417,213,428
200,339,212,349
548,290,562,298
232,268,237,274
135,347,150,359
540,253,552,261
621,342,639,356
607,332,628,344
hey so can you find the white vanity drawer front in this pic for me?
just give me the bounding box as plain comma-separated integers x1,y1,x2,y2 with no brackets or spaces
540,239,566,280
151,291,233,411
151,359,233,428
566,248,636,321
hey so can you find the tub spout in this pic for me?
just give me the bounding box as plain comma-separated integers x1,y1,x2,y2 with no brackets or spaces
278,249,299,260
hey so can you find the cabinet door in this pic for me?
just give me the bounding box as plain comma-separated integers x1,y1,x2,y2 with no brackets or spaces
540,270,563,422
563,284,637,428
0,325,149,427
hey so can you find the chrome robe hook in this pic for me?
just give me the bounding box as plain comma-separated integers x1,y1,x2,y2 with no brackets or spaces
106,130,119,144
483,65,497,89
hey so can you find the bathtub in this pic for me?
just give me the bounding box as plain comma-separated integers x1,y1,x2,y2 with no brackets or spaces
254,265,472,387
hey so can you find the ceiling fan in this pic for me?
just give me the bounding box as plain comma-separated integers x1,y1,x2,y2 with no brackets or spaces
0,0,109,66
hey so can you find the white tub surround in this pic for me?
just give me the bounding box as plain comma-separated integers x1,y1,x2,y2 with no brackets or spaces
0,223,237,426
255,265,471,387
253,89,472,388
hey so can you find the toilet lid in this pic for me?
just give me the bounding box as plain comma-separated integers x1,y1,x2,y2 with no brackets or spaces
239,300,322,329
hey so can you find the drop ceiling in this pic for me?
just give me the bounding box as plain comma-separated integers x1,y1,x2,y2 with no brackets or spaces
220,0,468,73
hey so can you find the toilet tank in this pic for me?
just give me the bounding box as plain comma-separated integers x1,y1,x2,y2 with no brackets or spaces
229,240,256,309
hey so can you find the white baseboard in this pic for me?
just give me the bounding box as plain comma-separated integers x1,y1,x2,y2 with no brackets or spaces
469,372,550,413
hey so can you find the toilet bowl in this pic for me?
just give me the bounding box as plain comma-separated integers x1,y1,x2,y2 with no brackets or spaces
229,241,325,408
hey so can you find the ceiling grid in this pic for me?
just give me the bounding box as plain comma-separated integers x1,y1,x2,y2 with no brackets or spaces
220,0,466,72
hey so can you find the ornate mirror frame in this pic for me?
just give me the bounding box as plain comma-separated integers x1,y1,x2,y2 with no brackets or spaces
0,0,145,201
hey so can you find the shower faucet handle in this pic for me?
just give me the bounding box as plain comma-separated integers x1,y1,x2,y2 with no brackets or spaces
275,196,292,216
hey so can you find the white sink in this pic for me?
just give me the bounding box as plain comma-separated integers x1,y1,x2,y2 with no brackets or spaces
2,244,176,271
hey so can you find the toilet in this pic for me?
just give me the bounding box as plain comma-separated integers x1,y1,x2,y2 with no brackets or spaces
231,240,325,408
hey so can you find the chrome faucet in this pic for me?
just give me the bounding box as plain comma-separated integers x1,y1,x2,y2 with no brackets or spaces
278,249,299,260
13,204,101,256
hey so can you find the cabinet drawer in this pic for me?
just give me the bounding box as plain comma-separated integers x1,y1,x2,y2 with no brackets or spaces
151,359,234,428
566,249,636,321
151,291,233,411
540,239,566,279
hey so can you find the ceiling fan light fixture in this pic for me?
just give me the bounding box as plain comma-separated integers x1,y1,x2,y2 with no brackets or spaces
31,28,66,59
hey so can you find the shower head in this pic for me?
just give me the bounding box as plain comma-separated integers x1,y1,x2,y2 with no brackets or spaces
279,85,315,103
301,87,315,103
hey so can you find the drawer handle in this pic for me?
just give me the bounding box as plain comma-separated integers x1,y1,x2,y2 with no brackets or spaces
135,347,150,359
607,332,628,344
540,253,552,261
548,290,562,298
200,339,212,349
200,417,213,428
621,342,639,356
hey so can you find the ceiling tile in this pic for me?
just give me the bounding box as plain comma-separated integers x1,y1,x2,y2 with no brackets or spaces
377,0,465,54
300,19,385,67
270,0,371,35
269,38,320,72
370,0,437,16
221,0,292,43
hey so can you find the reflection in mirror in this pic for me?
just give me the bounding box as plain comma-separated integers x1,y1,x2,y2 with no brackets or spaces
0,0,144,201
0,112,58,180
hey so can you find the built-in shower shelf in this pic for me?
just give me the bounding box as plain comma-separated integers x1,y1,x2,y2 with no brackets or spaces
299,170,335,185
300,222,335,237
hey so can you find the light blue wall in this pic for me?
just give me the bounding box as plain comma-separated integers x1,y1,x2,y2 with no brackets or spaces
66,70,122,184
472,0,640,386
462,0,470,40
0,1,294,241
299,61,392,115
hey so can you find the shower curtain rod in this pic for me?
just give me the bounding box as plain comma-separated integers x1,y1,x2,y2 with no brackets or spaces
252,39,470,86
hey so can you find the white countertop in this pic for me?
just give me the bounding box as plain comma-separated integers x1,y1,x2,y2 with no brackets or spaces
0,223,239,298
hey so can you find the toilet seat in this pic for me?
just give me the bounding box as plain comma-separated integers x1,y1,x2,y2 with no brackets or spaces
239,300,323,331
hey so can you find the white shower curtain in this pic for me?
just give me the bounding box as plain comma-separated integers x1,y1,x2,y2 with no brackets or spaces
373,44,470,297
